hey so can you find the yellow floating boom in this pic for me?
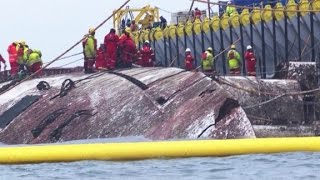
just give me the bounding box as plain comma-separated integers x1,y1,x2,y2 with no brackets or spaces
1,137,320,164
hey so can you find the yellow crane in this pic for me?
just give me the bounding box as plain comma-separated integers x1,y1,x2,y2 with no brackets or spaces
113,5,160,34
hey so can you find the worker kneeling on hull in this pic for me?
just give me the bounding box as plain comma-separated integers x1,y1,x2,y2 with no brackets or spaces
137,40,154,67
26,49,43,76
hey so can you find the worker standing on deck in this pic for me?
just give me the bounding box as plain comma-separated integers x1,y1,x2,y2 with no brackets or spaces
226,1,236,16
7,42,19,77
201,47,214,75
117,28,137,68
160,16,167,29
83,28,97,73
185,48,194,71
104,28,119,70
0,53,7,71
26,49,43,75
138,40,154,67
227,44,241,75
95,44,108,70
130,20,139,32
194,8,202,20
17,41,29,72
244,45,256,76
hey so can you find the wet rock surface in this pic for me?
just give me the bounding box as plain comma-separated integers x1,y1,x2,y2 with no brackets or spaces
0,68,255,144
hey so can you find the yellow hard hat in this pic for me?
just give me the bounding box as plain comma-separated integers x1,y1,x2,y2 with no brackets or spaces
231,44,236,49
20,40,26,46
125,27,131,33
13,41,19,45
89,28,95,34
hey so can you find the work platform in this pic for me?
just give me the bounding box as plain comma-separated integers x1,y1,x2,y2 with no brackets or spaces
130,0,320,78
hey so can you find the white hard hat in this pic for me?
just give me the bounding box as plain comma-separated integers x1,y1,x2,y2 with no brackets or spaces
207,47,213,51
227,1,232,4
185,48,191,52
247,45,252,50
145,40,150,44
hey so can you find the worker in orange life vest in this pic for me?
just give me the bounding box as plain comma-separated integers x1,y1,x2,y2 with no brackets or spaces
95,44,108,70
138,40,154,67
185,48,194,71
194,8,202,20
244,45,256,76
7,42,19,77
117,28,137,68
104,28,119,70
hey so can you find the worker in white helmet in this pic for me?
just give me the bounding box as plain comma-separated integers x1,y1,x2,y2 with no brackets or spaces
185,48,194,71
138,40,155,67
244,45,256,76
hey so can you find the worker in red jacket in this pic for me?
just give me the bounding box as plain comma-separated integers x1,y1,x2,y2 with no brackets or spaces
95,44,108,70
104,28,119,70
185,48,194,71
117,28,137,68
138,40,154,67
7,42,19,77
244,45,256,76
0,53,7,71
194,8,202,20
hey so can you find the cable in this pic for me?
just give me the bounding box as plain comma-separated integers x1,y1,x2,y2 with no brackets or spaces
57,57,84,68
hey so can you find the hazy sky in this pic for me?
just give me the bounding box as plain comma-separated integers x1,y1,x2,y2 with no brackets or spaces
0,0,218,68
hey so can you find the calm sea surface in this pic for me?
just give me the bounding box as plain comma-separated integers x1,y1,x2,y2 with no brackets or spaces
0,138,319,180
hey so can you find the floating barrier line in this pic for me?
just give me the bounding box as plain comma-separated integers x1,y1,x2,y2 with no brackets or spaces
0,137,320,164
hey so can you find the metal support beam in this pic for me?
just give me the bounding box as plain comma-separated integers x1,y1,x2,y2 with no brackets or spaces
220,27,227,75
285,15,289,62
192,29,197,67
164,38,168,67
297,12,302,61
168,37,173,66
261,20,266,78
240,24,246,76
272,15,277,69
310,12,315,62
176,35,180,67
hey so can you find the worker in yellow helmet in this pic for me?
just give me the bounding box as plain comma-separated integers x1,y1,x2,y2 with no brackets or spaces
201,47,214,76
83,28,97,73
119,27,132,41
16,40,29,72
227,44,241,75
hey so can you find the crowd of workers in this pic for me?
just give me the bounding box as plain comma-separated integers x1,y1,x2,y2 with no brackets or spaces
82,27,155,73
0,28,256,79
0,4,254,79
0,41,43,78
185,44,256,76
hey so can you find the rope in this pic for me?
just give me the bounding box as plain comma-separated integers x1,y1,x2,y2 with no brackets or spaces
0,0,131,96
43,52,83,66
194,0,320,13
57,57,84,68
